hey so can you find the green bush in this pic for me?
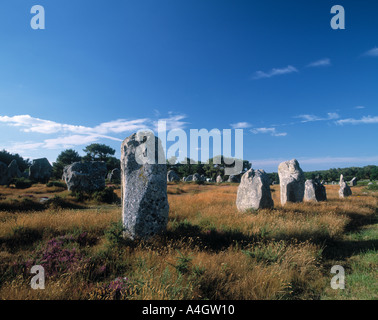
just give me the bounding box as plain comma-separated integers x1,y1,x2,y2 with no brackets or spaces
14,178,33,189
93,187,120,204
46,181,67,188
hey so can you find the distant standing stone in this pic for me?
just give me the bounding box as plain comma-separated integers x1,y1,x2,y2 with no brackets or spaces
304,179,327,202
107,168,121,183
167,170,180,182
236,169,274,211
29,158,52,183
216,175,223,183
278,159,305,205
228,175,241,183
121,132,169,240
339,174,352,198
185,175,193,182
349,177,357,187
63,161,107,192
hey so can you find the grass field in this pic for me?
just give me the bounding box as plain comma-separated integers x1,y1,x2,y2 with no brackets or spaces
0,182,376,300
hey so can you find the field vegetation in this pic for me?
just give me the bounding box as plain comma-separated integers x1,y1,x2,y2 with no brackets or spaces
0,182,376,300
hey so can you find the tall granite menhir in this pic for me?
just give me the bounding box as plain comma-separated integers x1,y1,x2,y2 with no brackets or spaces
121,132,169,240
278,159,305,205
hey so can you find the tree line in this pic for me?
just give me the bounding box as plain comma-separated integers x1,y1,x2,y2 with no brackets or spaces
1,147,377,183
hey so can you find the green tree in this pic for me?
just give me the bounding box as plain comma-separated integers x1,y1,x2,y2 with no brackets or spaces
83,144,116,162
52,149,82,179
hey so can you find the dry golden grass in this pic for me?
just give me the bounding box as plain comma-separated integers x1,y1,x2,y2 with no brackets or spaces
0,183,376,300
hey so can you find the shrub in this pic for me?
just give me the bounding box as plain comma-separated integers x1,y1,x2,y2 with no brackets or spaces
46,181,66,188
93,187,120,204
14,178,33,189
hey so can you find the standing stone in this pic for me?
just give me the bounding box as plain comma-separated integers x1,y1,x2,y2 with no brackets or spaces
107,168,121,183
192,173,201,182
29,158,52,183
304,179,327,202
185,175,193,182
228,175,241,183
339,174,352,198
349,177,357,187
121,132,169,240
216,175,223,183
167,170,180,182
63,161,107,192
236,169,274,211
7,160,22,180
278,159,305,205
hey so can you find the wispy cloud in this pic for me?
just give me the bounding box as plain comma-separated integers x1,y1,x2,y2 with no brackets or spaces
251,127,287,137
230,122,252,129
336,115,378,125
306,58,331,68
355,106,366,109
296,112,339,123
253,65,298,80
0,113,188,151
363,47,378,57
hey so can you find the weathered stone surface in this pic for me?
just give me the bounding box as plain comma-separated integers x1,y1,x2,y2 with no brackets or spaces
167,170,180,182
107,168,121,183
216,175,223,183
304,179,327,202
228,175,241,183
349,177,357,187
0,160,23,185
193,173,201,182
184,175,193,182
278,159,305,205
121,132,169,240
63,161,107,192
29,158,52,183
339,175,352,198
236,169,274,211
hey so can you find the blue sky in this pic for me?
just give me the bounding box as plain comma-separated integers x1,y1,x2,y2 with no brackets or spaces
0,0,377,172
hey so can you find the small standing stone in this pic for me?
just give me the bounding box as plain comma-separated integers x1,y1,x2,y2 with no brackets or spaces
339,174,352,198
29,158,52,183
304,179,327,202
236,169,274,211
278,159,305,205
349,177,357,187
216,175,223,183
167,170,180,182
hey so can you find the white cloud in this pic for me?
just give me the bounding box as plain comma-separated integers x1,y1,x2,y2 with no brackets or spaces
230,122,252,129
253,65,298,80
355,106,366,109
306,58,331,68
0,113,189,151
336,115,378,125
296,112,339,123
363,47,378,57
251,127,287,137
